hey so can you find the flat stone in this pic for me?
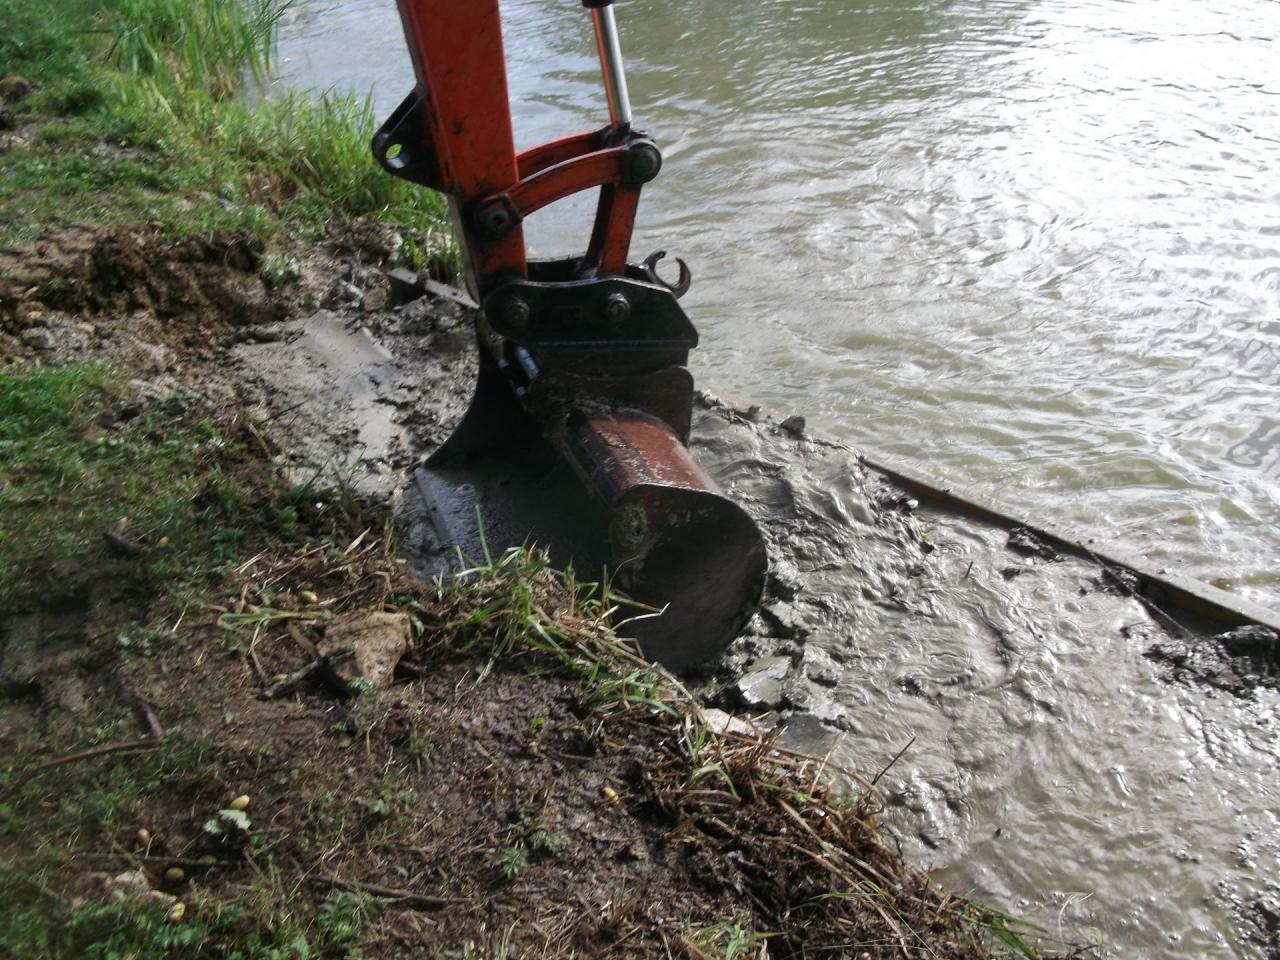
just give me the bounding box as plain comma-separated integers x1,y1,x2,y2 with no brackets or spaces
800,644,842,687
735,655,791,710
319,611,411,691
386,267,425,305
758,602,809,640
701,708,765,738
776,712,840,753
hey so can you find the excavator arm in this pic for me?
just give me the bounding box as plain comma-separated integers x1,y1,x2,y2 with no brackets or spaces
373,0,766,673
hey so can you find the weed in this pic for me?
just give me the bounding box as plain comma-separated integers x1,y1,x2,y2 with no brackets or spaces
499,843,528,881
315,890,378,951
103,0,289,98
261,251,301,289
679,920,771,960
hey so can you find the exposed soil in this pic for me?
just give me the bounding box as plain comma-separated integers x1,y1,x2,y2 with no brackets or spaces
0,226,1045,957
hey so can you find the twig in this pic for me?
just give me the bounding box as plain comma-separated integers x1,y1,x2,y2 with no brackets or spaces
259,647,353,699
868,735,916,789
264,398,308,423
3,683,166,802
2,738,162,803
305,874,462,911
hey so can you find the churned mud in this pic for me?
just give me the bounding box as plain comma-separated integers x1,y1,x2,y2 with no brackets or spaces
4,221,1279,958
2,226,1053,957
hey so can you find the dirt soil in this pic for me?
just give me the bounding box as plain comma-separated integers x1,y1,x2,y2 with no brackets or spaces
0,226,1043,958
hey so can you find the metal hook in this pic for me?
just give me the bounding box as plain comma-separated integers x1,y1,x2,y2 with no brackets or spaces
640,249,691,300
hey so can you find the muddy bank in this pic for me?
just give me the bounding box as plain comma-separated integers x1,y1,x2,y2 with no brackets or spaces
5,221,1279,957
4,226,1061,957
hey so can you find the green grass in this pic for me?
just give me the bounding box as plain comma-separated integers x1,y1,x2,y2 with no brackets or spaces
0,0,451,252
0,364,262,613
0,874,374,960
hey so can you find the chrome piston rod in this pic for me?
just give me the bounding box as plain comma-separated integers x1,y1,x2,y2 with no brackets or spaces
589,3,633,129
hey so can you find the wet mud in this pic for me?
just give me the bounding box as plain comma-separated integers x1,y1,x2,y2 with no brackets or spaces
5,228,1279,957
1146,625,1280,698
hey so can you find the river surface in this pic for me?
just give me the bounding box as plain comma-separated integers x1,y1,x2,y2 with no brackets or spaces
271,2,1280,956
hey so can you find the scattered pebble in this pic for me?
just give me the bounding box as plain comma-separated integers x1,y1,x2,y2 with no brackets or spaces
779,414,806,436
20,326,53,350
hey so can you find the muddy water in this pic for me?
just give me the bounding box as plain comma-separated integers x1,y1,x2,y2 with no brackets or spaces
270,1,1280,955
274,0,1280,611
690,404,1280,958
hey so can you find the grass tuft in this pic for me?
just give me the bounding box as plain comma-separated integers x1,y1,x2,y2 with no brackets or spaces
0,0,452,253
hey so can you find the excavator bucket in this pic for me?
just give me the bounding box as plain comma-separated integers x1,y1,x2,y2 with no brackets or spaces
377,0,766,671
413,352,766,673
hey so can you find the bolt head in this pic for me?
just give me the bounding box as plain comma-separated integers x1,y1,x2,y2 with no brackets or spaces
604,292,631,325
503,296,531,329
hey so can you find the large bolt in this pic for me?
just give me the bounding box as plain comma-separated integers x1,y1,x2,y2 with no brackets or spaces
604,291,631,327
623,141,663,185
475,200,515,239
503,296,531,331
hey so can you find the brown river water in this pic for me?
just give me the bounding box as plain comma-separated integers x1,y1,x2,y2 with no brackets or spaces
272,1,1279,955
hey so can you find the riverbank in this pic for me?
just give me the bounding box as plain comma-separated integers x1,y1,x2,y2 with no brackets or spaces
0,3,1063,957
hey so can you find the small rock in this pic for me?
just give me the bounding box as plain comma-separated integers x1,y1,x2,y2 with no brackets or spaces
876,489,919,513
319,611,412,691
701,708,764,738
776,712,840,752
104,869,173,908
360,287,388,313
20,326,53,350
800,645,842,687
105,869,149,901
758,602,809,640
720,391,761,421
806,697,856,732
735,655,791,710
765,559,803,603
0,76,33,103
781,673,823,711
324,278,363,308
779,414,806,436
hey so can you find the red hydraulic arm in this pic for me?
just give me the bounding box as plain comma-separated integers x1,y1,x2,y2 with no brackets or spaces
373,0,766,673
374,0,661,298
